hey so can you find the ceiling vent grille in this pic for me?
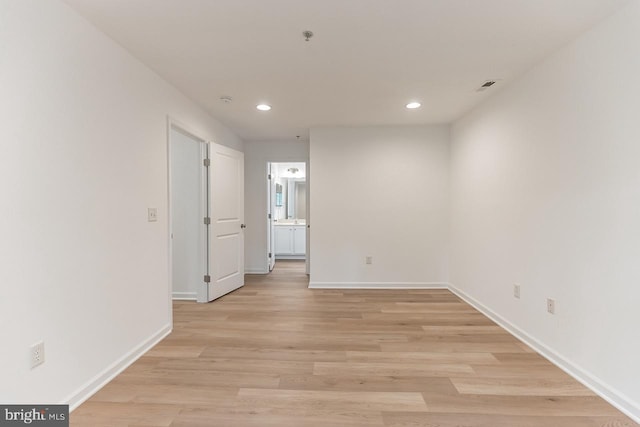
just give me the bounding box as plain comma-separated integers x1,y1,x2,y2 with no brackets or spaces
477,80,497,92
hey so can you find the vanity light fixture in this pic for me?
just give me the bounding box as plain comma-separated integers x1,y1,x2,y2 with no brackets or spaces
287,167,299,174
406,102,421,109
256,104,272,111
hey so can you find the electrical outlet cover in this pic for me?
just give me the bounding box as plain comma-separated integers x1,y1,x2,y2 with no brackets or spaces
30,341,45,369
148,207,158,222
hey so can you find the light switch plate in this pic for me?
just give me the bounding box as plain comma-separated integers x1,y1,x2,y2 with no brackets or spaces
547,298,556,314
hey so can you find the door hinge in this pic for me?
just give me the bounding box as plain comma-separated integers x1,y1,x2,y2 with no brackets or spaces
268,213,272,219
204,217,211,225
268,252,272,258
268,174,271,180
203,158,210,167
204,275,211,283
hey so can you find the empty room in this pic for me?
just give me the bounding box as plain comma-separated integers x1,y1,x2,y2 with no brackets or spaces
1,0,639,426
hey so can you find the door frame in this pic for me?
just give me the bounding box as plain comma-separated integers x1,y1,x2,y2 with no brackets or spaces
167,117,209,310
266,160,310,274
267,163,275,272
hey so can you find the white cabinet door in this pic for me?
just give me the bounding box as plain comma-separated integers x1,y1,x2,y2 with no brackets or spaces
274,226,293,254
293,226,306,255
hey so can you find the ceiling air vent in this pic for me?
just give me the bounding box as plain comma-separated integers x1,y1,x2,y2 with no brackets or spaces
477,80,497,92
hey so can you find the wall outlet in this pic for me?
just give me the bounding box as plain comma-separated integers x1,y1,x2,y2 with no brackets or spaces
547,298,556,314
513,284,521,299
365,256,373,265
30,341,45,369
147,207,158,222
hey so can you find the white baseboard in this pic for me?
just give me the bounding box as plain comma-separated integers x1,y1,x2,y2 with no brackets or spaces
448,283,640,424
309,281,448,289
172,291,196,300
65,323,172,412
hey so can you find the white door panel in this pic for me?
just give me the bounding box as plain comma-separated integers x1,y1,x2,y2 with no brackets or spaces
215,233,240,278
213,153,239,220
203,142,244,302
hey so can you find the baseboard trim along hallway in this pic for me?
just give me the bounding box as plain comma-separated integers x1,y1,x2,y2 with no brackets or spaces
308,282,449,289
65,324,172,411
171,292,197,300
448,283,640,424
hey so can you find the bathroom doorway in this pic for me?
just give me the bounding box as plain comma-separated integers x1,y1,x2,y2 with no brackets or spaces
267,162,307,272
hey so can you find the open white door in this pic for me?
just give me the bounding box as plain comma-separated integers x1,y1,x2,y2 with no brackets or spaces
202,142,244,302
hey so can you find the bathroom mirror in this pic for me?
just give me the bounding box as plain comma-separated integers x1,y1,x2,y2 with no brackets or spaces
287,178,306,219
275,183,283,207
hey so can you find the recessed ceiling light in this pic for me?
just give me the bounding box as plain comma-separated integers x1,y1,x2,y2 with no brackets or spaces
406,102,421,109
256,104,272,111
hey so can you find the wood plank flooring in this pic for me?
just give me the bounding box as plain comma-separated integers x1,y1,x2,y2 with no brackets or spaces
71,261,637,426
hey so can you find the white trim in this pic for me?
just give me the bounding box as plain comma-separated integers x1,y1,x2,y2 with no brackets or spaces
245,268,269,274
309,281,448,289
448,283,640,424
172,292,197,300
165,118,174,333
275,255,306,260
66,324,171,412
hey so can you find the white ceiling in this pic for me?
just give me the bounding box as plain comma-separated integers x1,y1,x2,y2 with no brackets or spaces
64,0,628,142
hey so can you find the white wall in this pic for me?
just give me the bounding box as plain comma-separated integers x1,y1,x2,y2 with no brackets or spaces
309,126,449,287
0,0,242,408
244,141,309,273
170,128,204,300
450,0,640,419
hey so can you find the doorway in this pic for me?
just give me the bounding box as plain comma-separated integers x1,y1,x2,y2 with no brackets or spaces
169,126,207,301
169,122,245,303
267,162,307,272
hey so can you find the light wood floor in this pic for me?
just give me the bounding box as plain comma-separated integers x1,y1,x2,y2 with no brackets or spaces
72,261,637,426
